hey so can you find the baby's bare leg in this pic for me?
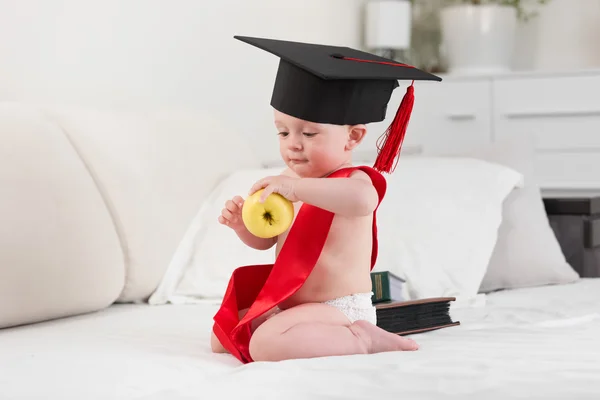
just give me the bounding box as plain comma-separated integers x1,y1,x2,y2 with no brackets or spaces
248,303,418,362
211,330,228,353
211,308,250,354
210,306,279,354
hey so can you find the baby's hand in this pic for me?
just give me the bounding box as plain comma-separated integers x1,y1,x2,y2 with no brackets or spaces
218,196,246,232
249,175,300,203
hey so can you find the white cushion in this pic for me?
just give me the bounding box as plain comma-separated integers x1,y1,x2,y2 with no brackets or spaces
0,102,124,328
152,158,522,304
440,137,580,292
40,106,261,302
373,156,523,300
149,167,281,305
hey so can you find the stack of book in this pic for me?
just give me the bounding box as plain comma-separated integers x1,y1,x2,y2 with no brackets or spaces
370,271,460,335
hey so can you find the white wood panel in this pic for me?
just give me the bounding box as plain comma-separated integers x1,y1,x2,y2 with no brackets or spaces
407,79,493,155
495,116,600,151
372,70,600,190
492,73,600,190
494,74,600,150
534,152,600,190
493,74,600,115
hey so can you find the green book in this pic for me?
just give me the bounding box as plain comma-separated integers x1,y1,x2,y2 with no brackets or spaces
370,271,406,304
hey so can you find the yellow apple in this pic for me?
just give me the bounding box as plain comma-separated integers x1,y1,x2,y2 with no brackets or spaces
242,189,294,238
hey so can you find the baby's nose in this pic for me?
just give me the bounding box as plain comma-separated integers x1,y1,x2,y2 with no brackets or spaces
288,138,303,150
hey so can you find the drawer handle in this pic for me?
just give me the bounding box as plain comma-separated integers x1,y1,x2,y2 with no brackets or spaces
537,146,600,154
504,109,600,119
446,113,476,121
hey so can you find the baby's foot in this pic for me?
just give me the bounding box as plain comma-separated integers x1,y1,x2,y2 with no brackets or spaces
351,320,419,353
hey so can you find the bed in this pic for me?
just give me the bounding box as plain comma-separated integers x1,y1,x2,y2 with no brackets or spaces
2,278,599,400
2,102,598,400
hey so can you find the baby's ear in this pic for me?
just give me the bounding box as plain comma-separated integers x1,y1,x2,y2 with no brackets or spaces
346,124,367,150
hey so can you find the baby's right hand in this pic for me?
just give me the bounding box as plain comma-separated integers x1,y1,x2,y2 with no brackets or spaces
218,196,246,232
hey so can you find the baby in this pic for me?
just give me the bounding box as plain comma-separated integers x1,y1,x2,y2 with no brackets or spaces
210,35,441,363
211,108,418,361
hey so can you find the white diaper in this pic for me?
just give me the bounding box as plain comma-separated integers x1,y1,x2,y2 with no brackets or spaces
269,292,378,325
323,292,377,325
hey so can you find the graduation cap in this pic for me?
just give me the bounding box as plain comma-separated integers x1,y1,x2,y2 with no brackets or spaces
234,35,441,173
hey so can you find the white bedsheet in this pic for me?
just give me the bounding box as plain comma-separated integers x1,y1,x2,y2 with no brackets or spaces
2,279,600,400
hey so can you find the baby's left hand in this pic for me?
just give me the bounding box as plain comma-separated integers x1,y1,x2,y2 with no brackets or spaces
249,175,300,203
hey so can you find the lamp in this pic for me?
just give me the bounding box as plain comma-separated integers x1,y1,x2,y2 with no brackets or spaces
364,0,412,61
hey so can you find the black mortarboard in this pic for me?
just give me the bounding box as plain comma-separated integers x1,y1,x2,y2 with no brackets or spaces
234,35,442,173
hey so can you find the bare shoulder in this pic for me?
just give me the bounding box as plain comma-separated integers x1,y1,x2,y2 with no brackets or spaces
348,168,372,183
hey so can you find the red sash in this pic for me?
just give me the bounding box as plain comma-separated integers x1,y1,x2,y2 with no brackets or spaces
212,166,387,363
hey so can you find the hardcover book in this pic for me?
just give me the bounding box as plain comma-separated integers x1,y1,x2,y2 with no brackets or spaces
375,297,460,335
370,271,405,303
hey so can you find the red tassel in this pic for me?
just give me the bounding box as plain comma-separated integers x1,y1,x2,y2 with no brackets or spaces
330,54,417,173
373,81,415,174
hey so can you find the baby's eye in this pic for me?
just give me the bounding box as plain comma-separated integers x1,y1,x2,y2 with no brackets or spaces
303,132,317,137
278,132,289,137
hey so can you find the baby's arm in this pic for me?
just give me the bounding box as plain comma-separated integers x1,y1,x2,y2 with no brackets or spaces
235,168,297,249
294,170,379,217
219,195,277,250
234,225,278,250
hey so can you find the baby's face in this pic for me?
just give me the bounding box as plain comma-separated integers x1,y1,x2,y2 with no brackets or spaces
273,109,364,177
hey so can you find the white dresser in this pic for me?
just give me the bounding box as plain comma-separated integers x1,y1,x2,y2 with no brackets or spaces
405,69,600,191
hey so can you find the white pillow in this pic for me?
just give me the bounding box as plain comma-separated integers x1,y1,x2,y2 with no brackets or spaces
355,137,579,294
373,156,524,301
448,138,580,293
151,158,522,305
148,167,282,305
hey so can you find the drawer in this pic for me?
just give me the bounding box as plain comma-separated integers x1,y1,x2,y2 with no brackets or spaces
496,116,600,151
544,196,600,215
493,73,600,152
544,195,600,277
586,218,600,248
408,79,493,154
493,73,600,118
365,79,492,156
534,152,600,190
547,214,600,277
542,196,600,247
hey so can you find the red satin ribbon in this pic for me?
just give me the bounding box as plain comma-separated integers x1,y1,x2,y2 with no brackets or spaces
212,166,387,363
